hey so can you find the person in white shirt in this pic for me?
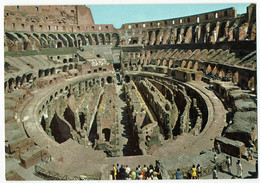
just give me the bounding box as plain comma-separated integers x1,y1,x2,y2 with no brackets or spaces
236,160,243,178
125,165,131,175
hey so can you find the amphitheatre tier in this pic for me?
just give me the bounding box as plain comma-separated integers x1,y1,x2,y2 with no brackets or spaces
4,4,257,180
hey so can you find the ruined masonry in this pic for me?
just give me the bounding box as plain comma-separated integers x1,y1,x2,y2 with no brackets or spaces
4,4,257,180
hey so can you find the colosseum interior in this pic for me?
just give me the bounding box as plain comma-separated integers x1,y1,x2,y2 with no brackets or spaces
4,4,257,180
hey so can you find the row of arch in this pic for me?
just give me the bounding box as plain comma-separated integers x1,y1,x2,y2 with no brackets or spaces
38,75,114,141
124,19,255,46
125,56,256,91
5,31,121,51
5,62,79,94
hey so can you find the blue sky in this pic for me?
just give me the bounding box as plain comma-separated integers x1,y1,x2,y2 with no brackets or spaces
88,4,251,28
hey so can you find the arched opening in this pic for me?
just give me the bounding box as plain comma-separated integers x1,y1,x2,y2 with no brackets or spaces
38,70,43,78
125,75,130,83
101,78,105,87
112,33,120,46
107,76,113,83
248,77,255,91
57,42,62,48
50,113,72,143
64,106,76,130
102,128,111,142
105,33,111,44
132,40,138,44
69,58,73,62
233,71,239,84
79,112,85,130
41,116,46,131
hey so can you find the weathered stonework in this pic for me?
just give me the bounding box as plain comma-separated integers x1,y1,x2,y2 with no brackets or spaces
4,4,256,180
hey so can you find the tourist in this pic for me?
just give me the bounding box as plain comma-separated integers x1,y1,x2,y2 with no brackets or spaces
213,166,218,179
131,170,136,180
191,164,197,179
155,161,162,179
146,173,152,180
125,165,131,176
135,167,140,179
214,154,217,163
216,142,221,154
142,165,147,180
226,156,231,174
116,163,120,179
153,172,159,180
125,174,131,180
176,168,181,179
147,164,153,178
112,164,117,180
247,147,253,160
138,172,143,180
119,165,126,180
236,160,243,178
197,164,201,179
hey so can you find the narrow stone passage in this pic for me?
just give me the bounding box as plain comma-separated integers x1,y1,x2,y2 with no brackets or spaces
115,82,135,156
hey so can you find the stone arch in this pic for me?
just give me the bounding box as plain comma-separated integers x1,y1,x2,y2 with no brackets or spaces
38,69,44,78
85,34,92,45
218,22,227,40
15,76,21,88
219,69,226,78
15,33,30,50
125,75,130,83
44,69,50,76
181,60,186,68
107,76,113,83
157,59,161,66
50,67,55,75
102,128,111,141
105,33,111,44
63,65,68,72
187,61,193,69
91,34,98,45
63,34,74,47
200,24,207,43
48,34,57,40
155,30,160,45
20,74,26,86
8,78,15,91
50,113,72,143
162,59,167,66
98,34,105,45
248,76,255,91
212,66,218,76
176,28,182,44
64,106,76,130
77,33,86,46
41,116,46,131
30,33,41,48
168,59,174,68
206,65,212,75
191,26,197,43
48,34,57,48
40,33,49,48
57,34,67,47
70,34,77,47
112,33,120,46
101,78,105,87
50,95,53,102
148,31,154,45
232,71,239,84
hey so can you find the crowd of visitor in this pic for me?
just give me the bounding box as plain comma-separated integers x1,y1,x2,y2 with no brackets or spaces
109,145,256,180
111,161,162,180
